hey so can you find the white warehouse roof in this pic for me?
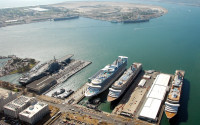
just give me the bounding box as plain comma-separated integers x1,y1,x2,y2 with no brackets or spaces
139,98,162,120
138,79,146,87
147,84,167,100
139,73,171,121
146,74,170,100
153,74,171,86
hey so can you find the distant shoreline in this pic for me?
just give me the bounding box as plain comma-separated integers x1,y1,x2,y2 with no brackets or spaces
0,1,168,28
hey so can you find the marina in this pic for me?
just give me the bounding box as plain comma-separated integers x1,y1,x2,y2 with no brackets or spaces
0,54,186,125
60,61,180,124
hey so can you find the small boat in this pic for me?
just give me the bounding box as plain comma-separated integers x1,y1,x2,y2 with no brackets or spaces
52,88,65,97
58,89,74,99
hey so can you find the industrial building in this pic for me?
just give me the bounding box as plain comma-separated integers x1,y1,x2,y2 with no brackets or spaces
3,96,36,118
19,101,49,125
139,74,171,122
0,88,17,111
26,76,57,94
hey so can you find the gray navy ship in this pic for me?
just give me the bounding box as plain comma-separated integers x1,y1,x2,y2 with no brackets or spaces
19,54,73,85
85,56,128,97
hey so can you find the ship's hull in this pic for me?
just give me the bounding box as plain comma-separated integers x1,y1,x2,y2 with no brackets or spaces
165,110,177,119
85,62,127,97
107,66,141,102
19,73,46,86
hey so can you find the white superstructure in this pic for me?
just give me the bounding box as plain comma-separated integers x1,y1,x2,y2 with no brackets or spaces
0,88,17,111
164,70,185,119
19,101,49,125
139,74,171,122
85,56,128,97
107,62,142,102
3,96,36,118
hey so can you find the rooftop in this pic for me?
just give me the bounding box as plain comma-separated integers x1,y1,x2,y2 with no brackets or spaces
26,76,56,91
4,96,32,111
139,73,171,120
19,101,48,118
139,98,162,120
146,74,170,100
0,88,15,99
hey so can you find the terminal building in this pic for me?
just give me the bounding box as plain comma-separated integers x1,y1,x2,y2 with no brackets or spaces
139,74,171,122
26,76,57,94
3,96,36,118
0,88,17,111
19,101,49,125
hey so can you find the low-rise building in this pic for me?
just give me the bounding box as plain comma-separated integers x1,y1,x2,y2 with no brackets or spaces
3,96,36,118
0,88,17,111
19,101,49,125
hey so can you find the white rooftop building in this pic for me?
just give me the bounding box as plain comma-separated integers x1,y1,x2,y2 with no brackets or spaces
139,74,171,122
3,96,36,118
19,101,49,125
0,88,17,111
138,79,146,87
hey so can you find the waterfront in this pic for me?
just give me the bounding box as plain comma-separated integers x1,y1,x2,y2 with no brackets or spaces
0,0,200,125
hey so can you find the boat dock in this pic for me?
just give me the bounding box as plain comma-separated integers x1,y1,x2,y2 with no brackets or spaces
56,60,91,84
112,71,156,116
44,60,91,96
112,70,174,124
65,83,88,104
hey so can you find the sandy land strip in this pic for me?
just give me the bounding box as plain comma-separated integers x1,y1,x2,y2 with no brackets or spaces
51,1,168,22
0,1,168,28
52,1,168,13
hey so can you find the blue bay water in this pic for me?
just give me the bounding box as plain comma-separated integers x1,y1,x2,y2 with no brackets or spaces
0,0,200,125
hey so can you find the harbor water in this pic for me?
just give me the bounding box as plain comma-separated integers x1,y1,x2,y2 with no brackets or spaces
0,0,200,124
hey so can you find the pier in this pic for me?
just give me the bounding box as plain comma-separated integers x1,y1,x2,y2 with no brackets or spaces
111,71,174,125
44,60,91,96
0,55,179,125
65,83,88,104
113,71,159,116
56,60,91,84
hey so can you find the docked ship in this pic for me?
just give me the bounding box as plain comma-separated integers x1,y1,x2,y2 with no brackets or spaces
107,62,142,102
85,56,128,97
19,59,60,85
19,55,73,86
53,15,79,21
165,70,185,119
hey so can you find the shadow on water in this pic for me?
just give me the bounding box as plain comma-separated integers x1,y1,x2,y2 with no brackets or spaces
168,78,190,125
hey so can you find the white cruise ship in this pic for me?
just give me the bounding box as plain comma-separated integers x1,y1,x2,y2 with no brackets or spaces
85,56,128,97
107,62,142,102
165,70,185,119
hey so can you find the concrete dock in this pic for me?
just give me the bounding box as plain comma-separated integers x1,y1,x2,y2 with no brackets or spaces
65,83,88,104
112,71,174,125
44,60,91,96
56,60,91,84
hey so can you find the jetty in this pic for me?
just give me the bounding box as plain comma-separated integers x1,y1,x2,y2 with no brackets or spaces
65,83,88,104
